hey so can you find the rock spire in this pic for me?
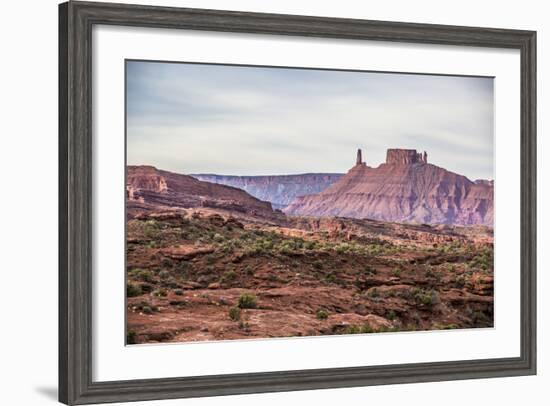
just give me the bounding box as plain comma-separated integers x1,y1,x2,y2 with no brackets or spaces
356,148,363,165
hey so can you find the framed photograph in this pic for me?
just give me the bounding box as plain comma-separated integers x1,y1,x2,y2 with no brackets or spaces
59,1,536,404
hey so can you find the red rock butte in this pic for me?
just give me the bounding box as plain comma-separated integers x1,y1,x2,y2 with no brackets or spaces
385,148,428,165
284,148,493,226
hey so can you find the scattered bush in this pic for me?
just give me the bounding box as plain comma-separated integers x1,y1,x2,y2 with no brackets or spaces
160,257,173,268
238,293,257,309
152,288,168,297
142,306,153,314
266,273,281,282
229,306,241,321
131,268,153,282
304,241,317,250
316,309,329,320
392,268,402,277
433,323,460,330
174,289,183,296
345,324,375,334
158,270,171,280
413,289,438,306
205,254,216,265
175,261,189,279
220,270,237,285
324,273,337,284
454,275,466,288
386,289,398,298
126,283,142,297
471,310,491,326
126,330,137,344
367,287,380,299
363,266,376,276
139,283,153,293
386,309,397,320
376,325,399,333
345,325,361,334
238,321,250,330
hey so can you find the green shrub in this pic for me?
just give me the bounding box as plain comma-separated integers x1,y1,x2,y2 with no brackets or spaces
153,288,168,297
420,293,433,305
433,323,460,330
175,261,189,279
324,273,337,283
454,275,466,288
158,270,170,280
126,330,137,344
413,289,438,306
345,325,361,334
139,283,153,293
361,324,375,333
267,274,280,282
238,293,257,309
367,287,380,299
363,266,376,276
386,309,397,320
345,324,375,334
376,325,399,333
174,289,183,296
335,243,352,254
132,268,153,282
304,241,316,250
229,306,241,321
127,283,142,297
220,270,237,285
472,310,491,325
160,257,173,268
383,289,395,298
392,268,402,277
142,306,153,314
316,309,329,320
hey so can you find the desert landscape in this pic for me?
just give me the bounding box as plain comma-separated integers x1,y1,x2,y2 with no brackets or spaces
126,148,494,344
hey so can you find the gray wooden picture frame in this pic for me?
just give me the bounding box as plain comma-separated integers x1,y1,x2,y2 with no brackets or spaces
59,1,537,404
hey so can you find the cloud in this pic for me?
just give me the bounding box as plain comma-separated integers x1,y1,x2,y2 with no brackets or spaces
126,61,494,180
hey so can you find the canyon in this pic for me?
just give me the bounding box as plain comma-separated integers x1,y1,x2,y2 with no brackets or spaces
126,149,493,343
191,173,343,210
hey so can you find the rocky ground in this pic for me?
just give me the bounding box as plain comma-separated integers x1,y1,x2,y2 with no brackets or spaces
126,208,494,344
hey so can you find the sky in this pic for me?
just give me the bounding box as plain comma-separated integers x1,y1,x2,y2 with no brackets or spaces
126,60,494,180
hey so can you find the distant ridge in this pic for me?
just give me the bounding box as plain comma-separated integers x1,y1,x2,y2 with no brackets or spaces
191,173,343,210
126,166,277,218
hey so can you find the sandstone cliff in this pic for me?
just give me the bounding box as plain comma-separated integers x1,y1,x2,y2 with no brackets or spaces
284,149,493,226
191,173,343,209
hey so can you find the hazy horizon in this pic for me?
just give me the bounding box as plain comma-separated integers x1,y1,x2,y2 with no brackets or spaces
127,61,494,181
